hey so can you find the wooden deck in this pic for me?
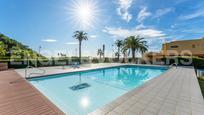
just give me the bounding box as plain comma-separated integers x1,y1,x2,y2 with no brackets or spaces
0,70,65,115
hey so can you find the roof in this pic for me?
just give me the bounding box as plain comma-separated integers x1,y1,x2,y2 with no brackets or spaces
165,38,204,44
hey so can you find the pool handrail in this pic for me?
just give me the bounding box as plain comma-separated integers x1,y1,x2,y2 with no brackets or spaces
25,66,46,79
169,63,178,68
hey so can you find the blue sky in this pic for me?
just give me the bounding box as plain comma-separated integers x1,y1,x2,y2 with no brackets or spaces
0,0,204,57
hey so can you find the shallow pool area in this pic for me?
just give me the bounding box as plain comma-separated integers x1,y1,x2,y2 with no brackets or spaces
29,65,168,115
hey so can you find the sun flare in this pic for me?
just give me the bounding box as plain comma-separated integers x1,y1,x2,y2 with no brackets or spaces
68,0,100,30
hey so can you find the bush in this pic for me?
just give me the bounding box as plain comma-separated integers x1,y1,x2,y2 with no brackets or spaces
71,57,80,62
192,57,204,69
161,56,193,66
111,58,118,62
92,58,99,63
104,58,110,63
1,59,69,69
81,57,90,64
198,77,204,98
161,56,204,69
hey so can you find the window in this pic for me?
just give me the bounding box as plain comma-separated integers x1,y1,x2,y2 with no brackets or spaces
170,45,179,48
192,44,196,48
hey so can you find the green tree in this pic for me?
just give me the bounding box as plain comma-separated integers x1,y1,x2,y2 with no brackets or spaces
121,43,129,63
123,36,148,62
0,41,7,57
10,45,22,60
73,31,88,64
0,33,46,60
115,40,123,61
97,49,103,59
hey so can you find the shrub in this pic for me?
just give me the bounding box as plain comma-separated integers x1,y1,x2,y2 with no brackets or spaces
192,57,204,69
81,57,90,64
198,77,204,98
71,57,80,62
92,58,99,63
161,56,193,66
104,58,110,63
161,56,204,69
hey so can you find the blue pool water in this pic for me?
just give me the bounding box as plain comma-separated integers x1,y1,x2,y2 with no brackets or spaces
29,65,168,115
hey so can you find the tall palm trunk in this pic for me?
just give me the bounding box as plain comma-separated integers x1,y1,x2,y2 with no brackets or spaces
132,49,136,62
79,40,82,64
117,47,120,61
122,53,125,63
99,54,101,59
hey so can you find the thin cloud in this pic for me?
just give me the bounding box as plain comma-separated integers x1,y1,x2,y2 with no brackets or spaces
179,8,204,20
154,8,174,18
104,26,166,53
90,35,97,39
136,23,146,29
41,39,57,43
103,26,166,39
137,7,152,23
181,28,204,34
117,0,133,22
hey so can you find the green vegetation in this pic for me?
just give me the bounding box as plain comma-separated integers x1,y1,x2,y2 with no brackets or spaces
97,44,105,59
0,33,149,68
115,40,123,61
0,41,7,56
198,76,204,98
104,58,110,63
92,58,99,63
73,31,88,64
161,56,204,68
97,49,103,59
0,33,45,61
192,57,204,69
115,36,148,62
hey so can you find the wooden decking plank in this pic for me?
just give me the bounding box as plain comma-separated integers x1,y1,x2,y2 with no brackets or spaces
0,70,65,115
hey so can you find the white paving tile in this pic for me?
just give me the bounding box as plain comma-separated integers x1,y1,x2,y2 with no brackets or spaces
89,67,204,115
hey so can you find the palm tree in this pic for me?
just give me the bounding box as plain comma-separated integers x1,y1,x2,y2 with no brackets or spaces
97,49,103,59
115,40,123,61
73,31,88,64
123,36,148,62
121,43,129,63
102,44,105,58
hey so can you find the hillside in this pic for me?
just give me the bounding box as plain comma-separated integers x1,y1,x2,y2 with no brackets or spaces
0,33,45,60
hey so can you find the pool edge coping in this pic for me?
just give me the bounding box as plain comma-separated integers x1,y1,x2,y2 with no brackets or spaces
25,63,171,115
88,66,174,114
26,64,169,80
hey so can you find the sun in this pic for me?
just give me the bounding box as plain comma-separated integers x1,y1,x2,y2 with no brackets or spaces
67,0,100,30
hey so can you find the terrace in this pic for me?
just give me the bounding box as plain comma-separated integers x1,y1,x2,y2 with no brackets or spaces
1,0,204,114
0,64,203,115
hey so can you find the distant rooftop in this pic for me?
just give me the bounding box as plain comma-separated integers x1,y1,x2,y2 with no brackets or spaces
166,37,204,44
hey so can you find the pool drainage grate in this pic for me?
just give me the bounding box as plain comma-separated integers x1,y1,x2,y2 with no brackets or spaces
69,83,90,91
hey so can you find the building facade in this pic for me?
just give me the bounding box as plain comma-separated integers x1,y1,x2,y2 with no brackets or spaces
144,38,204,64
162,38,204,57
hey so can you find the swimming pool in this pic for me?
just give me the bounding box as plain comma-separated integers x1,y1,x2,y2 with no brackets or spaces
29,65,168,115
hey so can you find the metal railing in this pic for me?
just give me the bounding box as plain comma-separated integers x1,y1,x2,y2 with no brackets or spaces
196,69,204,77
169,63,178,68
25,66,46,79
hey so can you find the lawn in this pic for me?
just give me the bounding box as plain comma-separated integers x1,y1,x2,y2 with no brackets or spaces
198,76,204,98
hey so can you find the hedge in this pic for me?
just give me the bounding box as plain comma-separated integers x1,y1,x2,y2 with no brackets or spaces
161,56,204,69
